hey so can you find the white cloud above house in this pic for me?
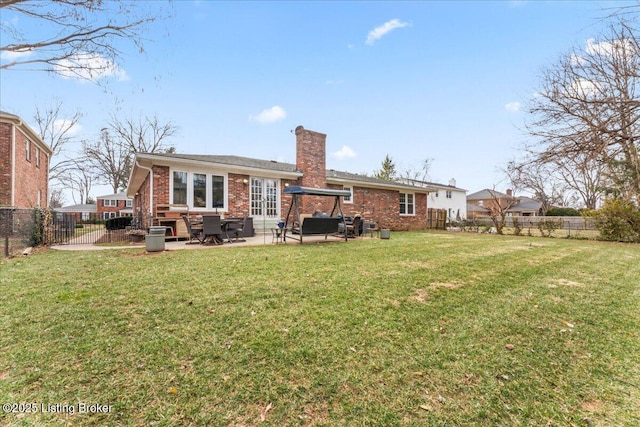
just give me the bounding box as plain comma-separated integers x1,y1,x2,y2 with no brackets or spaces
53,119,82,136
365,19,409,45
249,105,287,124
333,145,357,159
505,102,521,112
54,53,129,82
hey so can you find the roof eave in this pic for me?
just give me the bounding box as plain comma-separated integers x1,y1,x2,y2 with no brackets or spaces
326,176,429,193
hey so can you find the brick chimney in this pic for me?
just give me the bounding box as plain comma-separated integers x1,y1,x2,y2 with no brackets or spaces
295,126,328,213
506,189,513,197
295,126,327,189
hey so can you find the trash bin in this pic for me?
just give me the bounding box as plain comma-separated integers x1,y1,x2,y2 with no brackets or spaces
380,229,391,239
146,226,166,252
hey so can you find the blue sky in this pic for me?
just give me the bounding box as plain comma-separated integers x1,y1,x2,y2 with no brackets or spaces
0,0,632,201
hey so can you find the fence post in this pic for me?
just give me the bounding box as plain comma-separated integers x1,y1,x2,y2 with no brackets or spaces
2,209,9,258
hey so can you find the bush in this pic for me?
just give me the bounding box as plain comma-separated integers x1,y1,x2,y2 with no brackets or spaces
512,217,523,236
75,223,84,229
595,199,640,242
105,216,133,231
538,219,562,237
546,207,581,216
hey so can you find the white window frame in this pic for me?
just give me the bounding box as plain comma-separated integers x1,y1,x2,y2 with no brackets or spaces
102,212,117,220
170,169,228,211
446,191,452,199
35,147,41,168
399,192,415,216
343,187,353,204
26,139,31,161
102,199,118,207
125,199,132,208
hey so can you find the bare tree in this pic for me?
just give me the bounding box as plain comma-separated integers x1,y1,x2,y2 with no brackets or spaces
108,114,177,154
48,187,66,208
33,102,82,184
398,158,433,182
524,20,640,202
554,151,607,209
82,128,130,193
1,0,166,80
63,158,94,205
505,160,566,215
486,188,518,235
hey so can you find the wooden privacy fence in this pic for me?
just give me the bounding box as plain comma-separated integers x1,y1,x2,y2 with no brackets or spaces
427,208,447,230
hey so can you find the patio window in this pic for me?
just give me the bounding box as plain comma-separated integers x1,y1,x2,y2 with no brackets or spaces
193,173,207,208
211,175,224,208
173,171,188,205
399,192,415,215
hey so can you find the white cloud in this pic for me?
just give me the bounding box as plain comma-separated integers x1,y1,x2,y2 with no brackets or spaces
586,37,636,57
333,145,357,160
505,102,521,112
54,53,129,82
249,105,287,124
53,119,82,136
325,79,344,85
0,48,33,61
366,19,409,45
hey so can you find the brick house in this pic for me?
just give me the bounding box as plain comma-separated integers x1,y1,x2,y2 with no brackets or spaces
466,189,541,220
126,126,430,235
0,111,52,208
96,192,133,220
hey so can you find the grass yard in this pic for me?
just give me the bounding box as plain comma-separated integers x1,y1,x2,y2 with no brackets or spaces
1,232,639,426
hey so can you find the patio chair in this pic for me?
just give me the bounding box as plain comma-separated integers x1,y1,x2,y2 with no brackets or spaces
182,215,204,244
202,215,224,245
225,218,245,242
346,215,362,238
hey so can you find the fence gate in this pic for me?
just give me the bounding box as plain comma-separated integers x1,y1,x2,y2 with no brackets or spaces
427,208,447,230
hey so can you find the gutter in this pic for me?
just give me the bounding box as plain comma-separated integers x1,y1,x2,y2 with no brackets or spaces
134,160,154,219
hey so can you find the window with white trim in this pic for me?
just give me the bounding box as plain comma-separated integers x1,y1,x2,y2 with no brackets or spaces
35,147,41,168
26,139,31,161
193,173,207,208
173,171,188,205
102,199,118,207
399,192,415,215
446,191,452,199
211,175,224,208
343,187,353,203
171,170,227,210
125,199,132,208
102,212,117,220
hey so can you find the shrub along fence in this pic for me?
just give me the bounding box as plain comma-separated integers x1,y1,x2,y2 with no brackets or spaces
462,216,598,238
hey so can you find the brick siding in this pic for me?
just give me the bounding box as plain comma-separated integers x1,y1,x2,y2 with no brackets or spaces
0,122,49,208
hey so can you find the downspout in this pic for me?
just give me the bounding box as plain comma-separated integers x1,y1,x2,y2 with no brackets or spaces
11,122,17,207
135,160,154,223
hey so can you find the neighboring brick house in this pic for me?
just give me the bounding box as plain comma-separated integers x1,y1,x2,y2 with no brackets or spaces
126,125,430,234
96,192,133,220
54,204,97,221
466,189,541,220
0,111,52,208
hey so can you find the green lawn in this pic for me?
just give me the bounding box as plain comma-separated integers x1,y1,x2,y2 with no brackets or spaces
1,232,638,426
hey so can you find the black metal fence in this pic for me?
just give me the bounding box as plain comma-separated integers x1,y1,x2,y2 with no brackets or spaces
1,208,145,257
